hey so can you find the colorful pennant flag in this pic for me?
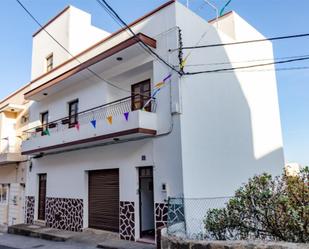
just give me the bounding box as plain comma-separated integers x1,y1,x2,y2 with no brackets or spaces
90,120,97,128
75,122,80,131
107,116,113,125
43,129,50,136
163,73,172,82
124,112,129,121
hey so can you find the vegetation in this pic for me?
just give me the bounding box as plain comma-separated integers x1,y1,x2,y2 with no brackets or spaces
204,167,309,243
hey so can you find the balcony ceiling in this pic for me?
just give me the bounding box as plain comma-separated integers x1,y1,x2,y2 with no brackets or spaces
0,103,25,113
25,33,156,101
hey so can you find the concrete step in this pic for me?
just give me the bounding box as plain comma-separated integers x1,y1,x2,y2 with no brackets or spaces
34,220,46,226
97,239,156,249
8,224,74,242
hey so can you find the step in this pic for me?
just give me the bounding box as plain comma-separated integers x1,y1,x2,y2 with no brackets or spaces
8,224,74,242
97,239,156,249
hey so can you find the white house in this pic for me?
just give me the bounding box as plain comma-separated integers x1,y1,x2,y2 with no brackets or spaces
0,85,30,228
21,0,284,243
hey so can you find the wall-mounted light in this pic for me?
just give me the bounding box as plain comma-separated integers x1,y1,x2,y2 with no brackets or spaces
116,57,123,61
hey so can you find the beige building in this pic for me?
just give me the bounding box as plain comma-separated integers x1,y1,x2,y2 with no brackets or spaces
0,84,30,228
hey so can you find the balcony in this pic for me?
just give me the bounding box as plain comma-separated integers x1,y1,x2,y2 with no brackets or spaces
0,140,26,165
21,95,157,155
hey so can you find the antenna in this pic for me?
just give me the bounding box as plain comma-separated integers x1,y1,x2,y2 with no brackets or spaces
203,0,219,28
184,0,219,29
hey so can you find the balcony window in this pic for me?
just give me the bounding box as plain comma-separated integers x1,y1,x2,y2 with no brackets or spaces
0,185,8,204
131,79,151,112
46,54,53,72
41,111,49,136
68,100,79,128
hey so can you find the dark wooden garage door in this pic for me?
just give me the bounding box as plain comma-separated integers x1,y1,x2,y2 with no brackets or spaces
88,169,119,232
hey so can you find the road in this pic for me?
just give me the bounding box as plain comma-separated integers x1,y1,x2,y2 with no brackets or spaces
0,233,98,249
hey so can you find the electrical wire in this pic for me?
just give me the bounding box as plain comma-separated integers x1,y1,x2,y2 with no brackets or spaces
172,33,309,51
15,0,149,97
96,0,183,75
185,56,309,75
180,54,309,67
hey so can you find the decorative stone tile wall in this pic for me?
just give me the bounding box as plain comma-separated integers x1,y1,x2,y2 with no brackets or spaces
155,203,168,229
25,196,35,224
119,201,135,241
45,197,83,232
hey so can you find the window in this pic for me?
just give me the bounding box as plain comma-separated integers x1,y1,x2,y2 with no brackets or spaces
46,54,53,72
0,185,8,204
131,80,151,112
68,100,79,127
41,111,49,136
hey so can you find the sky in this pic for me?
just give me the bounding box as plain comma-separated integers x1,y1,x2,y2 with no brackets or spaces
0,0,308,165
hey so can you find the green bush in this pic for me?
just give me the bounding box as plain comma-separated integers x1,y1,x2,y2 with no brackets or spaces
204,167,309,243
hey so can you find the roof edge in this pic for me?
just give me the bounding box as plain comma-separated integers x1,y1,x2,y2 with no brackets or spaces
29,0,176,86
32,5,71,37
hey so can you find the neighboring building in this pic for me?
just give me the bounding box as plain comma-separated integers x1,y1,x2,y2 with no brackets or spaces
285,162,301,176
21,0,284,243
0,85,30,228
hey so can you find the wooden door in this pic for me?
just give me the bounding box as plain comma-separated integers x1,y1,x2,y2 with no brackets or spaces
38,174,47,220
131,79,151,112
88,169,119,232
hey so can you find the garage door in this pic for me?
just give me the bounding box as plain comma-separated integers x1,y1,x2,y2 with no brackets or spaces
88,169,119,232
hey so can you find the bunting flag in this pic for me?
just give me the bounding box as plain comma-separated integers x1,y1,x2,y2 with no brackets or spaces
107,116,113,125
43,129,50,136
163,73,172,82
124,112,129,121
75,122,80,131
90,119,97,128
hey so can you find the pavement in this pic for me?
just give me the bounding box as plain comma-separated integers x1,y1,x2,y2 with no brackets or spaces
2,225,156,249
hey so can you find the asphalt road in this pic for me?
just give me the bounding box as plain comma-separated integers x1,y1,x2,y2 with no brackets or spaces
0,246,17,249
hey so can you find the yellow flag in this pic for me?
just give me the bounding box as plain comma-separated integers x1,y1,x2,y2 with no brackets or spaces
107,116,113,125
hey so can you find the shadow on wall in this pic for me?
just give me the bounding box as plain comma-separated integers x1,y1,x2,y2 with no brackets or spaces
181,26,284,198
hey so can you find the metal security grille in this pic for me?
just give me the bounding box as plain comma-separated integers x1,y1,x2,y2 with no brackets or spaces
88,169,119,232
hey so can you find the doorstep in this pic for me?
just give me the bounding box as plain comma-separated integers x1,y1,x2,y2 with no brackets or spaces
8,224,75,242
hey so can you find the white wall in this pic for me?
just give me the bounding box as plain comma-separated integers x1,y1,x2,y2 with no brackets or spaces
174,2,284,198
31,6,109,80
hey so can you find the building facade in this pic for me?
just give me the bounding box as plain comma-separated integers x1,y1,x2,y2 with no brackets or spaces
0,85,30,228
21,0,284,242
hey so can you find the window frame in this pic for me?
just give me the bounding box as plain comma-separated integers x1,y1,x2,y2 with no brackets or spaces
41,111,49,136
131,79,151,112
68,99,79,128
46,53,53,72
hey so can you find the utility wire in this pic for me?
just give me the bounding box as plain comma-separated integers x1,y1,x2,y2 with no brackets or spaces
181,54,309,67
15,0,149,97
96,0,182,75
185,56,309,75
214,65,309,73
170,33,309,51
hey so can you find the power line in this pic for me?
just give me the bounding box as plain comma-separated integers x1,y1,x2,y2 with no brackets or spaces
214,65,309,73
96,0,183,75
181,54,309,67
15,0,147,97
185,56,309,75
170,33,309,51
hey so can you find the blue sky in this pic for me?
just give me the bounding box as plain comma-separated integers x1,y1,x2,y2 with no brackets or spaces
0,0,308,165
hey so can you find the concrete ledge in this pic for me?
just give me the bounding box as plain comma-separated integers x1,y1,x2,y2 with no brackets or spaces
8,224,74,242
97,240,155,249
161,229,308,249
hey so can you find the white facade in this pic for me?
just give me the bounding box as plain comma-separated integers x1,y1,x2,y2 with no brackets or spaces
0,85,30,228
21,1,284,243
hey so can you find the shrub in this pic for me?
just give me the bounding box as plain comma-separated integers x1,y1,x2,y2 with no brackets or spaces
204,167,309,243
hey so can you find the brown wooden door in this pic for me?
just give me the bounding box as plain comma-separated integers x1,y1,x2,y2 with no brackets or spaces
131,79,151,112
38,174,47,220
88,169,119,232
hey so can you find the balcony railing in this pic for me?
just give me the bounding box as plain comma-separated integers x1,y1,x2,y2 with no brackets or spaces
22,94,156,141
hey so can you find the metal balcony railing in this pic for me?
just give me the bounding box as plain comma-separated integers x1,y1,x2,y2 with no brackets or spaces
22,94,157,141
